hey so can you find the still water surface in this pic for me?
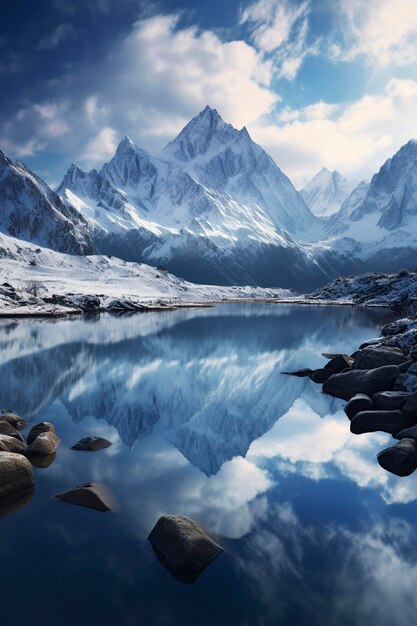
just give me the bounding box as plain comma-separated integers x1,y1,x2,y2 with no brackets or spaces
1,303,416,626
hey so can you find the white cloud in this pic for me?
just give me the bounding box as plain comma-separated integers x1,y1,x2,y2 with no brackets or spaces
241,0,309,53
241,0,316,79
38,23,76,50
82,127,117,163
333,0,417,68
250,78,417,185
1,14,278,165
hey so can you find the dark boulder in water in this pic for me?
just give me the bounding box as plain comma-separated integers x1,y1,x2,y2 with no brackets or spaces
353,346,407,370
71,437,112,452
281,368,313,378
0,452,35,499
395,425,417,441
55,482,115,512
0,410,27,431
350,410,414,435
0,421,24,442
27,422,56,445
402,391,417,420
0,434,27,454
0,484,34,519
377,438,417,476
373,391,410,411
323,365,399,400
148,515,223,584
310,369,333,384
27,430,59,456
344,394,373,420
324,354,354,374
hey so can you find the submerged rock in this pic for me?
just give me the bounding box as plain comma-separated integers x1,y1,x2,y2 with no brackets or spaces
71,437,112,452
323,365,399,400
0,434,27,454
350,410,414,435
373,391,410,411
55,482,115,512
344,394,373,420
148,515,223,584
0,452,35,499
27,422,56,445
0,485,34,519
353,346,406,370
0,411,27,431
377,438,417,476
27,430,59,456
29,452,56,469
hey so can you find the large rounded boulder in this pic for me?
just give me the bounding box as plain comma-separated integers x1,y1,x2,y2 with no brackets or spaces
148,515,223,584
0,410,27,431
377,438,417,476
323,365,400,401
353,346,406,370
0,452,35,499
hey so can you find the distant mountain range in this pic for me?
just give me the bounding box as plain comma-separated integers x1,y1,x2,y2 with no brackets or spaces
1,106,417,290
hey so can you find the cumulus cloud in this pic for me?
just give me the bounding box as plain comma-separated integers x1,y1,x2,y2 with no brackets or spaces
331,0,417,68
81,126,118,163
250,78,417,185
37,23,76,50
0,13,277,168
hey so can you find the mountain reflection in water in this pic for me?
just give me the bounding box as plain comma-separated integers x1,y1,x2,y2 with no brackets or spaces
2,303,417,626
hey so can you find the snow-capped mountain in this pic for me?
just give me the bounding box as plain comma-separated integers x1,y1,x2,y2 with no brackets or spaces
300,167,360,217
0,149,92,254
57,108,331,290
161,105,319,241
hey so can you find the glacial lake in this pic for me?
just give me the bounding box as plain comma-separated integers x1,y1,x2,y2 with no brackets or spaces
2,302,417,626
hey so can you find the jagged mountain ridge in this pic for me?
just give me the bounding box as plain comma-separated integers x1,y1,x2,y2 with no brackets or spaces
57,108,333,290
300,167,360,218
0,149,92,254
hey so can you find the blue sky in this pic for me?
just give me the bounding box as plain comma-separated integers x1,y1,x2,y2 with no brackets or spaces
1,0,417,187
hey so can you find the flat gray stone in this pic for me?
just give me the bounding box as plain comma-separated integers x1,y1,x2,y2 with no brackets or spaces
55,482,115,512
71,437,112,452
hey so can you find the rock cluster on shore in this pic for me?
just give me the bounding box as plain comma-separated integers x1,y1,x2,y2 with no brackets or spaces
283,317,417,477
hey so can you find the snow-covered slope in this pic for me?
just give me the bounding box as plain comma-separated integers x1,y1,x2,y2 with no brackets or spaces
320,140,417,273
161,106,320,241
57,111,332,290
0,149,92,254
0,230,291,315
300,168,360,217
